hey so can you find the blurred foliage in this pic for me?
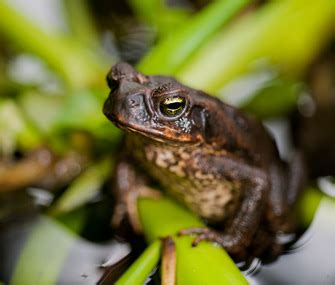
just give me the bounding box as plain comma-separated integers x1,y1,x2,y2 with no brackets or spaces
178,0,335,93
128,0,192,38
10,217,80,285
115,240,162,285
241,78,303,119
48,159,112,216
138,0,251,74
1,0,335,284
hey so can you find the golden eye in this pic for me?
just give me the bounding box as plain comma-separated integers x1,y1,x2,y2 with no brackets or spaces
160,96,186,117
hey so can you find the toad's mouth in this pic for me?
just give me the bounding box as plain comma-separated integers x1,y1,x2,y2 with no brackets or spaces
114,120,154,138
112,118,199,146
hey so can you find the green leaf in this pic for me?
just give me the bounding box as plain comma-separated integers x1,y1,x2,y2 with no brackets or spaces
129,0,191,37
241,78,302,119
138,198,247,285
18,91,65,134
62,0,99,48
175,236,247,285
138,0,251,75
53,89,105,131
0,98,42,154
51,89,120,139
139,197,203,243
297,187,323,228
178,0,335,94
10,216,80,285
49,159,112,216
0,1,107,89
115,240,161,285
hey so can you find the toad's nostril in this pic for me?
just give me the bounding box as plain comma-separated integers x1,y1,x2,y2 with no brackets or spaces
129,98,137,107
126,94,144,108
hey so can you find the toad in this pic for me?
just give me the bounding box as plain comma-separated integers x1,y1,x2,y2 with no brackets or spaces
103,62,305,262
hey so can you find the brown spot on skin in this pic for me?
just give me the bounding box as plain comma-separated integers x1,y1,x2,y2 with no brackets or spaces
169,164,186,177
145,147,155,161
192,183,235,221
180,151,191,160
136,73,149,84
154,148,177,168
194,171,214,180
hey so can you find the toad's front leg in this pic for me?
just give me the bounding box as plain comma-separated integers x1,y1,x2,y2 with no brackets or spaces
112,160,176,284
111,160,161,233
179,156,269,260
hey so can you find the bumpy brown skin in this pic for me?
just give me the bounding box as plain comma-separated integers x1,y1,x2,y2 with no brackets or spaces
103,62,305,262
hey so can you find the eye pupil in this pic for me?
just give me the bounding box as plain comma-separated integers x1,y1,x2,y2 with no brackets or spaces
160,96,186,117
167,102,183,110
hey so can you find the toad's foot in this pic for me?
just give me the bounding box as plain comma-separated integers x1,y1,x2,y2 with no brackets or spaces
178,227,245,257
178,227,286,262
178,227,228,248
112,185,161,233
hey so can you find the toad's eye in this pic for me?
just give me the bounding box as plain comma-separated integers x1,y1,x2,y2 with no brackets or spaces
160,96,186,117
